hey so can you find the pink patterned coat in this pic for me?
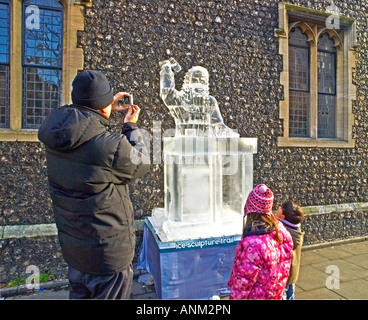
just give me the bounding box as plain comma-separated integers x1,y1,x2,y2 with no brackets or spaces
227,220,293,300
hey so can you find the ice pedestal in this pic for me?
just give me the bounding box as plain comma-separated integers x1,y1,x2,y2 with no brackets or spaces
151,136,257,241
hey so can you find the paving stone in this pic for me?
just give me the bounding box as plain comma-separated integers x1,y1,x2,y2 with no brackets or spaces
330,278,368,300
295,286,345,300
300,250,330,265
313,246,354,260
342,253,368,270
296,265,329,291
311,259,368,282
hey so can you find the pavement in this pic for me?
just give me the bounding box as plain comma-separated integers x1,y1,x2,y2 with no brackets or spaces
2,237,368,300
295,238,368,300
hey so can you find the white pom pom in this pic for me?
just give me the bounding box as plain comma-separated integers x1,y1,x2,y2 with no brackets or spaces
259,184,268,194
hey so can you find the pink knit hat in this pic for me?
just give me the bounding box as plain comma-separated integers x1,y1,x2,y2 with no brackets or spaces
244,184,274,216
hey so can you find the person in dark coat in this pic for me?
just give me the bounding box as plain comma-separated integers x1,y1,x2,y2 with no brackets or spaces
38,70,150,299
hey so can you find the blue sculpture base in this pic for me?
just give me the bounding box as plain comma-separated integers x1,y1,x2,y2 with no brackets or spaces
137,217,240,300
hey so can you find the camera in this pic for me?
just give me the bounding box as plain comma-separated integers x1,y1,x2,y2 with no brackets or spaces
118,94,133,107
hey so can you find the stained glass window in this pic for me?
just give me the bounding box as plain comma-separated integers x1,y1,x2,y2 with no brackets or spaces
318,33,336,138
0,0,10,128
289,28,310,137
22,0,63,129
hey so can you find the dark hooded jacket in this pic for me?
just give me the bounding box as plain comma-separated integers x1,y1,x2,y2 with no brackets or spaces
38,104,150,275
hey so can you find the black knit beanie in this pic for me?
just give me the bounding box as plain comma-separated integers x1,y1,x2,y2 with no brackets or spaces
71,70,114,110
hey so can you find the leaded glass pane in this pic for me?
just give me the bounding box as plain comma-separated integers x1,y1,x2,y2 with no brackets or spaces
318,51,336,94
318,34,336,95
23,8,63,67
289,45,309,91
318,94,336,138
0,65,9,128
289,27,309,47
0,3,10,64
22,1,63,129
23,0,62,8
318,33,336,52
23,67,62,128
0,1,9,128
289,91,309,137
289,29,309,91
289,28,310,137
318,33,336,138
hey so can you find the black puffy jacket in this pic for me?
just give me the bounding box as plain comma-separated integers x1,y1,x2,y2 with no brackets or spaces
38,104,150,275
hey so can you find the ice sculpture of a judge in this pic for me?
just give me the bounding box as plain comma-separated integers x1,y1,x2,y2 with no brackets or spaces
159,58,239,138
151,58,256,241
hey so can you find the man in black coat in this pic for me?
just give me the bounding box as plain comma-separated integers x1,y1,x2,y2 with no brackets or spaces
38,70,150,299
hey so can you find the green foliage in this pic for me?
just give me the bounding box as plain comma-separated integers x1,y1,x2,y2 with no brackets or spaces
6,269,55,288
6,276,27,288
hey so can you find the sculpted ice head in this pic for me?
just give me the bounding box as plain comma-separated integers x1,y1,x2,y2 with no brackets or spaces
182,66,209,97
183,66,209,87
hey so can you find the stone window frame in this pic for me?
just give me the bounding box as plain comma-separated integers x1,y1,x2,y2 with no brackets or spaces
276,3,357,148
0,0,90,142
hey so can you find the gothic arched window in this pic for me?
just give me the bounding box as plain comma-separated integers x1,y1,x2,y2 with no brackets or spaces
277,3,356,148
289,28,310,137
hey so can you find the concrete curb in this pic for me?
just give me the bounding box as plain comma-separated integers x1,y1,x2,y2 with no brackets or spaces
0,219,146,240
0,279,69,298
302,202,368,216
302,235,368,251
0,269,148,299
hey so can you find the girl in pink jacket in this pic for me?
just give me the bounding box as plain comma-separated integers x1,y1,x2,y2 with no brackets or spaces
227,184,293,300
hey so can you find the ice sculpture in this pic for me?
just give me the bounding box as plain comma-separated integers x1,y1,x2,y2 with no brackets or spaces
159,58,239,138
150,58,257,241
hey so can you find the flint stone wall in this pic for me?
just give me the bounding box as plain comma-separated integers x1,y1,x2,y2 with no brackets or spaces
0,0,367,284
1,210,368,285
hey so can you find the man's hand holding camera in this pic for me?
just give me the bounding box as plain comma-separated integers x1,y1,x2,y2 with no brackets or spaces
112,92,140,124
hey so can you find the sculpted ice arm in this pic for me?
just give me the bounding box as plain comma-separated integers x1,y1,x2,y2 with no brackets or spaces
209,96,224,124
159,60,182,106
159,59,188,133
208,95,239,137
160,62,174,99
